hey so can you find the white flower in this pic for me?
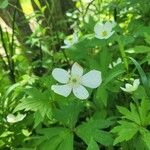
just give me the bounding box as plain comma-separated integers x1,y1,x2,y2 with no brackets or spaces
61,33,78,49
29,18,39,33
6,114,26,123
51,62,102,99
120,79,140,93
94,21,115,39
109,58,122,69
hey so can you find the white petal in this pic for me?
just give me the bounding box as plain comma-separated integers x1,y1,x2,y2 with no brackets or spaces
125,83,133,89
16,114,26,122
81,70,102,88
51,84,72,97
121,83,134,92
71,62,83,77
52,68,70,84
116,58,122,64
133,79,140,89
95,34,104,39
61,40,72,49
64,39,71,45
73,33,78,43
104,22,112,33
73,85,89,99
120,87,129,92
7,114,16,123
94,22,103,35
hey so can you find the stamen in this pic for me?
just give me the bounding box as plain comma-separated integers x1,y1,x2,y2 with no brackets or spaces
102,31,107,37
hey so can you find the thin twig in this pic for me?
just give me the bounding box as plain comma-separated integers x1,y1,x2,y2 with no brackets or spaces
83,0,95,20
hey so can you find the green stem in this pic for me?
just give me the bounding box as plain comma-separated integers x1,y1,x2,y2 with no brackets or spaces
117,35,128,71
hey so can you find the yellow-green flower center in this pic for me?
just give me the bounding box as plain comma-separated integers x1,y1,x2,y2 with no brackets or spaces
101,31,108,37
69,76,80,86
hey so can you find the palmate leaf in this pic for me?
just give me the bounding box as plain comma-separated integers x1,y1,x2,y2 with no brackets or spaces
117,103,141,125
36,127,73,150
138,98,150,126
87,138,99,150
112,98,150,146
14,88,52,118
53,100,83,128
140,128,150,149
111,121,139,145
76,118,114,147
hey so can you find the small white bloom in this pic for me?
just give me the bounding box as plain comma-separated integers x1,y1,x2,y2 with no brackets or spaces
51,62,102,99
109,58,122,69
120,79,140,93
94,21,115,39
7,114,26,123
61,33,78,49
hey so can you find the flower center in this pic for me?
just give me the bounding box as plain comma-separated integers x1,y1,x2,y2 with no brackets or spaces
101,31,107,37
69,76,80,86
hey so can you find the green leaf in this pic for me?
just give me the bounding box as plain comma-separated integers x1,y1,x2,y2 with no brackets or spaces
53,100,83,128
14,88,52,118
140,128,150,149
0,0,8,9
126,46,150,54
37,127,73,150
129,57,150,98
76,118,114,147
103,64,125,86
117,105,141,124
87,138,99,150
138,98,150,126
34,111,44,128
96,86,108,106
111,121,139,145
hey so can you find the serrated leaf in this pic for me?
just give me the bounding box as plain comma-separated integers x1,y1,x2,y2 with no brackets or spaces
117,104,140,125
37,127,73,150
53,100,83,128
111,121,139,145
140,128,150,149
76,118,113,147
87,138,99,150
14,88,52,118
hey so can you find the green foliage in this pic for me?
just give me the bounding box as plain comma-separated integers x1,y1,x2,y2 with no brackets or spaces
53,100,83,128
0,0,8,8
76,117,114,148
14,88,52,118
112,98,150,148
37,127,73,150
0,0,150,149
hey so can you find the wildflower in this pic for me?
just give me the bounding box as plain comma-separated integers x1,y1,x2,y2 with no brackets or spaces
120,79,140,93
6,114,26,123
109,58,122,69
61,33,78,49
94,21,115,39
51,62,102,99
